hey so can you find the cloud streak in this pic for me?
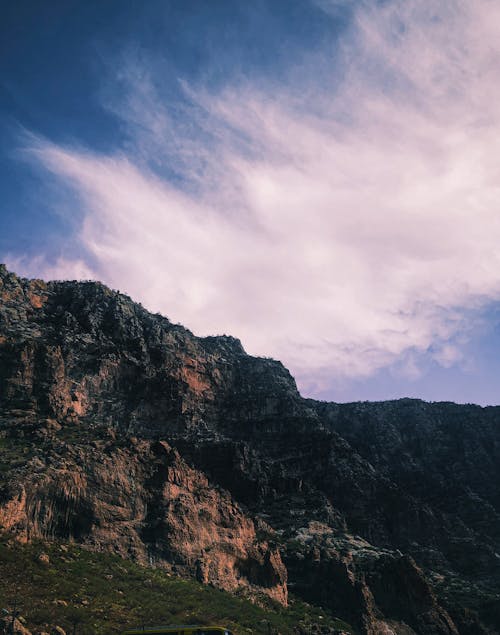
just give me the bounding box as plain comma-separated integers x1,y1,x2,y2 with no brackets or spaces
16,0,500,395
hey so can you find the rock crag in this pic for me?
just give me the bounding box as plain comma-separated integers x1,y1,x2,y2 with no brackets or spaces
1,265,499,634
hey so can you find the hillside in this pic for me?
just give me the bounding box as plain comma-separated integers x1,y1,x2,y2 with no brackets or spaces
0,534,348,634
0,265,499,634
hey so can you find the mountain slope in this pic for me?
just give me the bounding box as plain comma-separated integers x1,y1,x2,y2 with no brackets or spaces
0,265,499,634
0,536,344,635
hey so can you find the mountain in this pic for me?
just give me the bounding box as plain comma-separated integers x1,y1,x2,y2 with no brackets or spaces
0,264,499,635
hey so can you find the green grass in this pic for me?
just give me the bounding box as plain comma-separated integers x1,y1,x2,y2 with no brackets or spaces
0,536,354,634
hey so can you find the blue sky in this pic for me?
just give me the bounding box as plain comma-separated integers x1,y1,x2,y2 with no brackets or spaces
3,0,500,405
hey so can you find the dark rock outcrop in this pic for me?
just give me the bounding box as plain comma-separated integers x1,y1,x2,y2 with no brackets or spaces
1,265,500,634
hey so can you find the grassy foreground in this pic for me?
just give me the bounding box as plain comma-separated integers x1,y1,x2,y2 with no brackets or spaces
0,536,353,634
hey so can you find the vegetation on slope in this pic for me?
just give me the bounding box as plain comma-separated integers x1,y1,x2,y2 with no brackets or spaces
0,536,353,634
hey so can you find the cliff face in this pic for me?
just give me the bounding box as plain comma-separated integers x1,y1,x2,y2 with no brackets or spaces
0,265,499,634
0,436,287,604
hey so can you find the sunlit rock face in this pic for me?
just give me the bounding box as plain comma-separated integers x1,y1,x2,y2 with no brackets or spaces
0,264,499,634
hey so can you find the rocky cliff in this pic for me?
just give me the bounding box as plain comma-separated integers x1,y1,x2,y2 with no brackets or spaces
0,265,499,634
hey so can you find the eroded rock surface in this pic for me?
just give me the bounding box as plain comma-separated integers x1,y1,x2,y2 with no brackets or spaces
1,265,500,633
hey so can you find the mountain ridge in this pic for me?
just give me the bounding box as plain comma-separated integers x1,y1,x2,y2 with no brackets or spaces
1,265,499,635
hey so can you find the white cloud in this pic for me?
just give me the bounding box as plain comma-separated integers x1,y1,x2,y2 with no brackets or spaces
18,0,500,395
5,253,97,284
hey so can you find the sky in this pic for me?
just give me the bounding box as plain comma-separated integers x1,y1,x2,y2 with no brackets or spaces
3,0,500,405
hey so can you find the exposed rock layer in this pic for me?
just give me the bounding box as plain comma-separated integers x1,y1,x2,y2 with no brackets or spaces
0,265,499,634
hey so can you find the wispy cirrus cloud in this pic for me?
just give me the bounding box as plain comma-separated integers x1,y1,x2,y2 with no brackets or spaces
13,0,500,395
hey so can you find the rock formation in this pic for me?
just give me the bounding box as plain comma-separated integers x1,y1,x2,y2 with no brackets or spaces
0,265,499,634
